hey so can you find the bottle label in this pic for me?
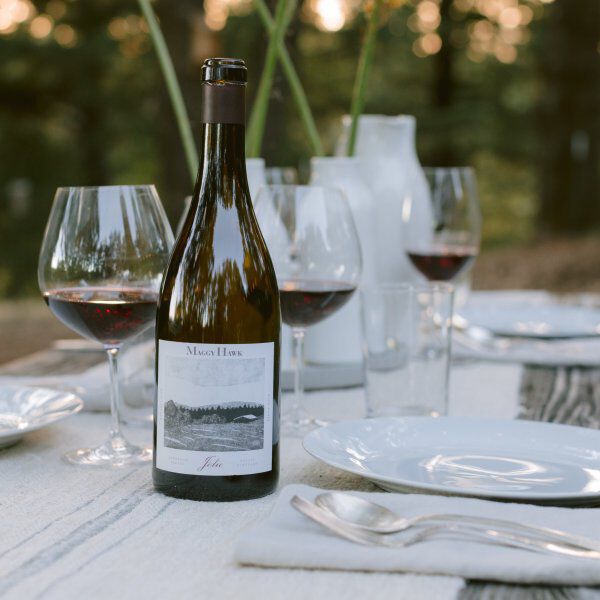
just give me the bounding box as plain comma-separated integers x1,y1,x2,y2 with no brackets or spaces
156,340,274,476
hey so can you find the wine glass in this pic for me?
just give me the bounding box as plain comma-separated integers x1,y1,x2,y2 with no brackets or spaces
265,167,299,185
38,186,174,467
403,167,481,282
254,185,362,436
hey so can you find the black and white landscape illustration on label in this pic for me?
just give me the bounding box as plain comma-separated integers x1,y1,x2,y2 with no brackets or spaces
163,356,266,452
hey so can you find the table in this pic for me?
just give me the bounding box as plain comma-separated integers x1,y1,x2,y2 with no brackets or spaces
1,355,600,599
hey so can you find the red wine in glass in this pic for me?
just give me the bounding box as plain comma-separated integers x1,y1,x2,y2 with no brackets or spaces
407,247,477,281
44,287,158,347
279,279,357,328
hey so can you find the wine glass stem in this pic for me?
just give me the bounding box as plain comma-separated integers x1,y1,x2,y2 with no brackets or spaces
106,347,125,441
292,327,305,425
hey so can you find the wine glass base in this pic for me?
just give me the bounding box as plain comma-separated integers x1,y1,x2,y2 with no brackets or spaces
63,437,152,468
282,416,324,438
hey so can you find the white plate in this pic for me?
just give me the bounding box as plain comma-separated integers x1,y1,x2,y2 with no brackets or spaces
0,385,83,448
461,303,600,339
303,417,600,505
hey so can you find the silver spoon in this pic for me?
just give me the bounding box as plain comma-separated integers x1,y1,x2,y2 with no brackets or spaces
452,314,513,351
292,495,600,559
315,491,600,553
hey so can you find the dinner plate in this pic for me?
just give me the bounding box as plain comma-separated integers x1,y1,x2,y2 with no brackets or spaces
460,303,600,339
303,417,600,505
0,385,83,448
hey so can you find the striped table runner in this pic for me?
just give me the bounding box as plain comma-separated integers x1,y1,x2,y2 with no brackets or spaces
1,351,599,598
520,366,600,428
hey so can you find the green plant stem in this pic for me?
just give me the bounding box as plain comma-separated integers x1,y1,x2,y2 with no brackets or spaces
246,0,295,157
138,0,198,184
347,0,383,157
253,0,323,157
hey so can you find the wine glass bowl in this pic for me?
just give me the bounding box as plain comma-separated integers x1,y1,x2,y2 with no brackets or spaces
38,185,174,467
254,185,362,434
43,288,159,348
403,167,481,282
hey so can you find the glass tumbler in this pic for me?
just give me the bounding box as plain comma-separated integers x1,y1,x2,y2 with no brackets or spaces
361,283,454,418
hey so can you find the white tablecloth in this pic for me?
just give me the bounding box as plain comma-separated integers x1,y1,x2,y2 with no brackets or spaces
0,363,521,600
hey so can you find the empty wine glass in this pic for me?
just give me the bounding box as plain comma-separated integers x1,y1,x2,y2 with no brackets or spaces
265,167,299,185
38,186,174,467
403,167,482,282
254,185,362,436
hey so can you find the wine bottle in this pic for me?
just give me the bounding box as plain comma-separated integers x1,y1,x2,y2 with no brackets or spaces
153,58,280,501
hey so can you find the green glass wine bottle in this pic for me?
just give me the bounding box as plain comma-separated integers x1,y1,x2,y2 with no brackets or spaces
153,58,280,501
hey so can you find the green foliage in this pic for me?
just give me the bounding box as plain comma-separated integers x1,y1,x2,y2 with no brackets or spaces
473,151,537,248
0,0,160,297
0,0,581,297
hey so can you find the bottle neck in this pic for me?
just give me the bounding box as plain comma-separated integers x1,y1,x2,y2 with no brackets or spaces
384,118,416,160
195,82,248,209
353,115,417,161
311,157,361,182
198,123,246,195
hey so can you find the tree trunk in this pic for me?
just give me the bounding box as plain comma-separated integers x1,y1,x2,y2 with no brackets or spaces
538,0,600,233
154,0,219,221
430,0,456,166
80,93,110,186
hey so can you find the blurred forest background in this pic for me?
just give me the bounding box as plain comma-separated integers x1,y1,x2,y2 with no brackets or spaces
0,0,598,302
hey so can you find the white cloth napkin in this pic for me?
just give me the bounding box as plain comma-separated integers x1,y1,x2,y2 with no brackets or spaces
0,342,154,412
235,484,600,586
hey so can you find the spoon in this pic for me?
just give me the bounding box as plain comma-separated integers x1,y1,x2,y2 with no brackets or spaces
292,495,600,560
315,491,600,553
452,314,513,351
